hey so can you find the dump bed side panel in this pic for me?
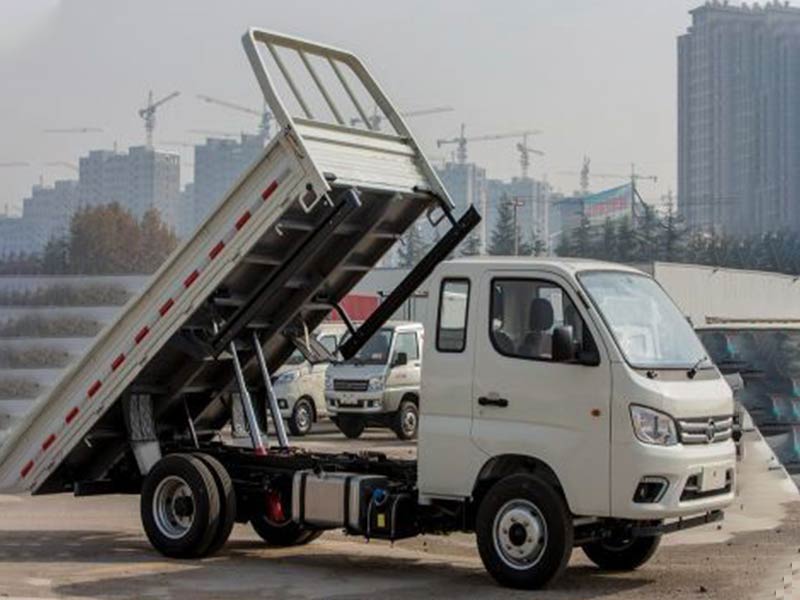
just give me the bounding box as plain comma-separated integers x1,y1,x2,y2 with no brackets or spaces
0,137,311,492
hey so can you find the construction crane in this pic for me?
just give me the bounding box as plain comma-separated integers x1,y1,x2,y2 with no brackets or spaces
0,161,30,167
196,94,273,138
44,161,79,173
42,127,104,134
139,90,180,148
350,106,454,130
437,124,542,168
516,132,545,179
188,129,241,139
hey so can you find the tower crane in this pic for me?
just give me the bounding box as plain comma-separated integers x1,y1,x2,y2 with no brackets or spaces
188,129,241,139
42,127,104,134
350,106,454,130
436,124,543,174
0,161,30,167
196,94,273,138
139,90,180,148
44,161,79,173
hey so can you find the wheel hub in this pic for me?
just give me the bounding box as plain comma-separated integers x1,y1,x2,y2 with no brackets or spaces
493,499,548,570
153,476,195,540
403,408,417,434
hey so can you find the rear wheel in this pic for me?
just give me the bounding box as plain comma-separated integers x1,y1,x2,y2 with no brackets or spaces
193,453,236,555
288,398,314,437
582,534,661,571
476,474,573,590
336,416,365,439
141,454,221,559
392,399,418,440
250,487,322,547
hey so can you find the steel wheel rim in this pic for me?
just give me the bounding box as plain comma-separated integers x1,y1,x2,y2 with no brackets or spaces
153,475,195,539
493,499,548,570
296,403,311,431
402,406,417,436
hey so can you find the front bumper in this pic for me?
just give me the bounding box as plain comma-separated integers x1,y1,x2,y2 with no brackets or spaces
326,391,386,414
612,439,736,520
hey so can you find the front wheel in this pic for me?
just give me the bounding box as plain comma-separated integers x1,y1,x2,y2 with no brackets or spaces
392,399,418,440
336,416,365,439
288,398,314,437
582,534,661,571
476,474,573,590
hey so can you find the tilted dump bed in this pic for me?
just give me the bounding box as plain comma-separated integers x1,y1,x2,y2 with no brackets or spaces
0,30,478,494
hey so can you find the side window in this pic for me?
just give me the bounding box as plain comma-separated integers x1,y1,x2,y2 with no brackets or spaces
490,278,594,362
437,279,470,352
394,332,419,362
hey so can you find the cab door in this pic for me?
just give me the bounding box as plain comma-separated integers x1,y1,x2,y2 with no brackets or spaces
386,330,421,405
470,270,613,517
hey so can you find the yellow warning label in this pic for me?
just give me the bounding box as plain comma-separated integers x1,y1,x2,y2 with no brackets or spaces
377,513,386,528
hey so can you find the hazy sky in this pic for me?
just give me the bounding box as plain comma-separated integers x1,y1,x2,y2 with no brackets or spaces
0,0,702,215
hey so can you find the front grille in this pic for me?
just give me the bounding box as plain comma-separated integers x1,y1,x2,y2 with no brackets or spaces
677,415,734,445
333,379,369,392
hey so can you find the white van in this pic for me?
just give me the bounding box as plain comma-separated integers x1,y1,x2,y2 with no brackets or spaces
272,323,347,435
325,322,423,440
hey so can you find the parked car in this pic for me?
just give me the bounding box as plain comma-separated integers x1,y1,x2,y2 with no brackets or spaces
272,323,347,436
326,322,423,440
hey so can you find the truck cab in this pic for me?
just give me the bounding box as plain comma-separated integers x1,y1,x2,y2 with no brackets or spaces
272,323,347,436
417,258,735,584
325,322,423,440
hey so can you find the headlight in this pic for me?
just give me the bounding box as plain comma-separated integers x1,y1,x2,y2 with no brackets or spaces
325,374,334,391
368,376,384,392
275,371,299,385
630,405,678,446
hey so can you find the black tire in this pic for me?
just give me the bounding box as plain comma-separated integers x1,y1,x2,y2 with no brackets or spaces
141,454,221,559
336,416,365,439
476,474,573,590
193,453,236,555
392,399,419,440
582,534,661,571
250,515,322,547
288,397,314,437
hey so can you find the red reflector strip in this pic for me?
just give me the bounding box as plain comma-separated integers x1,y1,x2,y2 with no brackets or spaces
235,211,252,230
135,326,150,344
87,380,102,398
209,241,225,260
261,180,278,201
20,461,34,478
66,407,79,424
111,353,125,371
42,434,56,451
159,298,174,316
183,270,199,288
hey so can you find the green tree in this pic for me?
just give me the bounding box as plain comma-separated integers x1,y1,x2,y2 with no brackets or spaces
41,236,70,274
137,208,178,272
396,222,429,268
459,229,482,256
488,195,517,255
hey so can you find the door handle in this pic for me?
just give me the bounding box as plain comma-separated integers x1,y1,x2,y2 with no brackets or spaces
478,396,509,408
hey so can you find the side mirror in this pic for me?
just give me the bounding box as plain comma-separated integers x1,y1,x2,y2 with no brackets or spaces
393,352,408,367
552,327,575,363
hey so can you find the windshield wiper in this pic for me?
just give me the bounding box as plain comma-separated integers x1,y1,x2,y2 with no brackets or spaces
687,354,708,379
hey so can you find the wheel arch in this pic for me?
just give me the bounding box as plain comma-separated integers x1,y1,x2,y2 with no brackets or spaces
471,454,571,517
400,391,419,406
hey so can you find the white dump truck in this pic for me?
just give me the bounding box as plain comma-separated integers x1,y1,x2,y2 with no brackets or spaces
326,321,423,440
0,30,735,590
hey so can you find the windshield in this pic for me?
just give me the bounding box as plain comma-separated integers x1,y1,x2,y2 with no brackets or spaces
343,328,393,365
579,271,709,369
